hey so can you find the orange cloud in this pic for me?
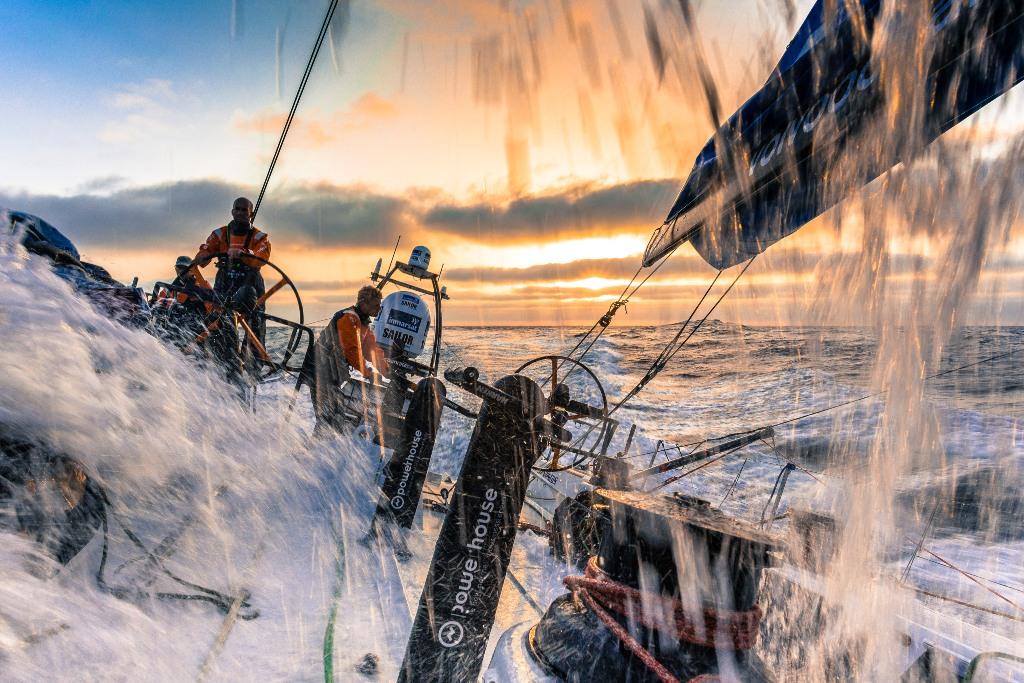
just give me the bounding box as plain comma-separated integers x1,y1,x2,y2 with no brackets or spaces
233,92,398,147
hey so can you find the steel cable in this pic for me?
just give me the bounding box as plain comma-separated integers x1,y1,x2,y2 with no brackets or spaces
552,248,679,390
253,0,340,219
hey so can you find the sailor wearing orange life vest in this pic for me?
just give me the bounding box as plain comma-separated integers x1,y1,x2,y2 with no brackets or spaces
310,286,390,433
156,255,213,308
193,197,271,286
192,196,271,342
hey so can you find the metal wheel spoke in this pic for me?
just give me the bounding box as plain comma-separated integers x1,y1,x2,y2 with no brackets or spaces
237,316,272,363
514,355,612,472
257,278,288,307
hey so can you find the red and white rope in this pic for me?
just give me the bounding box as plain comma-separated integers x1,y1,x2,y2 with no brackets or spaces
563,557,761,683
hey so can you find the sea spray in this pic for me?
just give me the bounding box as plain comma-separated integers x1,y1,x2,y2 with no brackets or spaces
754,6,1024,677
0,227,381,680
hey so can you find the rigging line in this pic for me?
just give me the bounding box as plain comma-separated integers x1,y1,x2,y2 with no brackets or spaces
567,249,678,366
914,555,1024,596
442,342,476,386
622,426,771,461
901,500,940,584
253,0,340,219
789,461,822,484
255,0,338,217
642,269,723,371
625,438,707,460
561,320,603,366
562,263,642,359
908,586,1024,625
769,345,1024,430
910,540,1024,614
655,254,756,368
646,442,748,492
553,255,753,468
554,266,645,373
605,270,723,417
94,490,257,619
613,254,756,416
926,345,1024,381
720,457,749,507
760,435,782,466
553,248,679,390
757,434,824,485
556,263,733,462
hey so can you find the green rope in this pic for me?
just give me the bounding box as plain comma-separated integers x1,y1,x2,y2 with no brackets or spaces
963,651,1024,682
322,512,347,683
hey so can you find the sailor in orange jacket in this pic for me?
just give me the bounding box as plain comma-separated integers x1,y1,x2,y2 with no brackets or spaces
193,197,271,286
310,286,390,433
156,255,213,309
193,197,271,342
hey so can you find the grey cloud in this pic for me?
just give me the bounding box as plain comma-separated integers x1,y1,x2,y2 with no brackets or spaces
0,177,682,255
1,179,247,250
422,179,679,238
0,180,411,252
979,256,1024,272
72,175,130,195
11,169,1016,293
443,256,654,284
443,247,1003,291
255,184,410,247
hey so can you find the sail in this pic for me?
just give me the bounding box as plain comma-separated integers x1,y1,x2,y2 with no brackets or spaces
643,0,1024,269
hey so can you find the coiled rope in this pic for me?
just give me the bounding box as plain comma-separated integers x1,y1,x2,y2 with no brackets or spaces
563,556,761,683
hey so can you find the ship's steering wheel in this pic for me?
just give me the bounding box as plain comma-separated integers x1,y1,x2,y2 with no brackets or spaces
513,355,610,472
150,253,305,381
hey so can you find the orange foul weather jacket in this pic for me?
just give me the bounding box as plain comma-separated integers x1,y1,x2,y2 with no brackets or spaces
157,270,212,305
194,226,271,269
336,309,389,378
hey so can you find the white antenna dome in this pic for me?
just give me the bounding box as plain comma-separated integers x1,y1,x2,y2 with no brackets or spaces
409,246,431,271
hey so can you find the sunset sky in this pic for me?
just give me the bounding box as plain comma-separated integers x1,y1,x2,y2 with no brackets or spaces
2,0,1022,325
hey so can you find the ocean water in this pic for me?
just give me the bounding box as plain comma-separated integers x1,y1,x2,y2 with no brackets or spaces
322,320,1024,650
435,323,1024,669
4,0,1024,675
2,230,1023,680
